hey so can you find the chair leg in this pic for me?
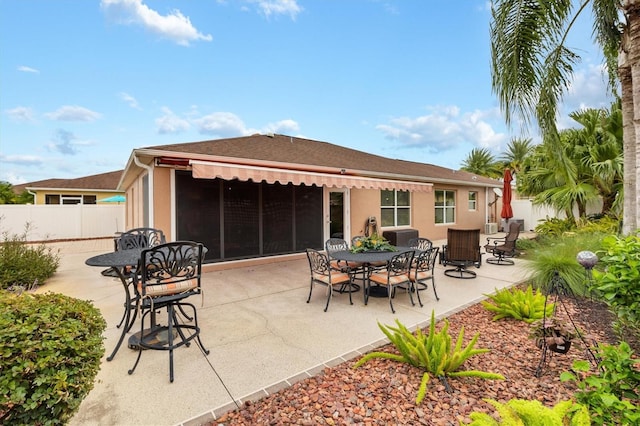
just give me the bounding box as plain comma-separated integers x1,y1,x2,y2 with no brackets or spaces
388,287,395,314
167,303,175,383
432,277,440,301
413,282,423,307
324,285,331,312
306,278,314,303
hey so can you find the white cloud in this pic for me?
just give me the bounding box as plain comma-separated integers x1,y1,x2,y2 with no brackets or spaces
249,0,302,19
17,65,39,73
0,153,42,166
376,105,508,153
558,63,616,129
45,106,102,122
5,107,37,123
262,119,299,134
101,0,212,46
155,107,190,134
119,92,141,109
194,112,248,137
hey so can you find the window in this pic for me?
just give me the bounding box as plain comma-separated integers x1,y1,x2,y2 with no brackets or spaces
61,195,82,205
83,195,97,204
380,189,410,227
468,191,477,210
435,190,455,224
45,194,60,204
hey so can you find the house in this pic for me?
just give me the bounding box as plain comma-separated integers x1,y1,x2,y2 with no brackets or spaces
119,134,501,265
13,170,124,205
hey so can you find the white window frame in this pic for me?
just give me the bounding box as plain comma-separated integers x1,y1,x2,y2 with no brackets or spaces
468,191,477,211
380,189,411,227
435,190,456,224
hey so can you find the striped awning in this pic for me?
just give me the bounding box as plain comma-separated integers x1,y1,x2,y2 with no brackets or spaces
190,160,432,193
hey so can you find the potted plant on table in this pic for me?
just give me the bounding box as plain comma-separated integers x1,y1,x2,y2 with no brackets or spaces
529,316,580,354
350,233,396,253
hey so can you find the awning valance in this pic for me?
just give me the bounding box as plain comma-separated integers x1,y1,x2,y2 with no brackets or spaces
190,160,432,193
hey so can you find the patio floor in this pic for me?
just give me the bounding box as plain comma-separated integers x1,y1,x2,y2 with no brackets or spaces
36,236,532,426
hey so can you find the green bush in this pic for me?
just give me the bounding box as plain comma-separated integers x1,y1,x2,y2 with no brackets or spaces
0,291,106,425
482,285,554,323
560,342,640,425
0,227,60,291
464,398,591,425
353,311,504,404
534,217,575,237
591,234,640,337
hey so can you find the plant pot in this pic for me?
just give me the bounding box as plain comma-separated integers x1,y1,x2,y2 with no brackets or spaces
548,340,571,354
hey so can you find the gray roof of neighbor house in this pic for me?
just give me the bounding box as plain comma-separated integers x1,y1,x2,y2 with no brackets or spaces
12,170,124,193
128,134,499,187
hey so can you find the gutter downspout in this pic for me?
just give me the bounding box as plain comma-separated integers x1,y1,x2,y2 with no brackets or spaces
27,190,37,205
134,154,154,228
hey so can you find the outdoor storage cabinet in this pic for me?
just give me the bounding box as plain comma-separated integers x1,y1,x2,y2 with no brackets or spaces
382,229,419,247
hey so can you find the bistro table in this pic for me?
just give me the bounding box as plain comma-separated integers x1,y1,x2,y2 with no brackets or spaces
86,248,144,361
330,248,415,303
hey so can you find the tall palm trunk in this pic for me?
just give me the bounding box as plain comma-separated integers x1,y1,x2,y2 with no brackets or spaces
621,0,640,234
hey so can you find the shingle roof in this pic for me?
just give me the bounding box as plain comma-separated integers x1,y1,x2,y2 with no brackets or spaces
13,170,124,193
143,134,498,186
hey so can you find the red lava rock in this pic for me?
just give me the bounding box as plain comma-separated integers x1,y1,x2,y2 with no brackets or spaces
209,295,627,425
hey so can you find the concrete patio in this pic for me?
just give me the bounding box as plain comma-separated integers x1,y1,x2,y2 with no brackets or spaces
37,236,531,426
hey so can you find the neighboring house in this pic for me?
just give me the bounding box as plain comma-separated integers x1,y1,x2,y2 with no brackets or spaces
13,170,124,205
119,134,501,265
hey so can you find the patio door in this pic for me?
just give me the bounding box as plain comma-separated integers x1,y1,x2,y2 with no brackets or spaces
325,188,350,242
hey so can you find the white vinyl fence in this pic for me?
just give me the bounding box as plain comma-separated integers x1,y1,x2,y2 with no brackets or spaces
0,205,125,241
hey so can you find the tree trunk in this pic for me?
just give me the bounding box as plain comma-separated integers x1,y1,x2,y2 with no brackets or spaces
621,0,640,235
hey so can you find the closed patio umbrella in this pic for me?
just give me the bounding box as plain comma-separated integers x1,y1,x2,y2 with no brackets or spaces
500,169,513,221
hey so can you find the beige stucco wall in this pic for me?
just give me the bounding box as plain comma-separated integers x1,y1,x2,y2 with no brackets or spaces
350,185,489,241
153,167,172,240
125,165,491,248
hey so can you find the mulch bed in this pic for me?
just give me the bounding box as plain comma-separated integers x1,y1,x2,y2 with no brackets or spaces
210,295,631,425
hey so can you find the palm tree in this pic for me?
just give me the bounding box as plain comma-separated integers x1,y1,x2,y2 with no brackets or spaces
500,138,534,176
460,148,503,178
517,102,623,219
490,0,639,235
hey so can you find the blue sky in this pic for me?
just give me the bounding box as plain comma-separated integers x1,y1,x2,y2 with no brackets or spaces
0,0,615,185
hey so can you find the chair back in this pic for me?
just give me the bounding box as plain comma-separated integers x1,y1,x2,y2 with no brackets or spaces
138,241,203,299
446,229,481,263
387,251,414,276
503,222,521,249
306,249,331,276
414,247,439,273
408,237,433,251
325,238,349,254
118,227,166,250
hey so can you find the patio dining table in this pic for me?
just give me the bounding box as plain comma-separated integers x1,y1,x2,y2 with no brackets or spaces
330,248,415,303
86,248,144,361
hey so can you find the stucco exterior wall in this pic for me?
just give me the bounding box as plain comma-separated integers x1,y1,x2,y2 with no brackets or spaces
431,184,488,240
153,167,172,240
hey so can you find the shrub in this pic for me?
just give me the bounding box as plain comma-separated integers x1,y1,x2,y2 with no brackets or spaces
0,226,60,291
525,232,604,295
464,399,591,425
534,217,575,237
591,234,640,337
353,311,504,404
482,285,554,323
0,291,106,425
560,342,640,425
